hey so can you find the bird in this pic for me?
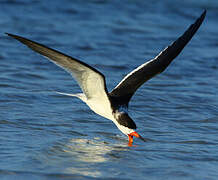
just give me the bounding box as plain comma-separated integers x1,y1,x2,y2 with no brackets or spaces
6,10,206,146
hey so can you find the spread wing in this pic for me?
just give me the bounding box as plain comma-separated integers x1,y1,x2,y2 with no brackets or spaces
7,33,108,100
109,10,206,105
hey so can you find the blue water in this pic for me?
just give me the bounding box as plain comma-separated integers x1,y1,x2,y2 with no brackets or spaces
1,0,218,179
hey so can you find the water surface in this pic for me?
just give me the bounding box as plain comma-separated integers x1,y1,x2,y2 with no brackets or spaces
0,1,218,179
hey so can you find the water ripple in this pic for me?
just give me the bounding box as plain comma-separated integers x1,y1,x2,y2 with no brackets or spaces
1,1,218,180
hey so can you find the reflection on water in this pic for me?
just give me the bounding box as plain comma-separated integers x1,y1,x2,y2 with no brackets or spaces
64,138,112,163
37,137,128,177
64,167,101,178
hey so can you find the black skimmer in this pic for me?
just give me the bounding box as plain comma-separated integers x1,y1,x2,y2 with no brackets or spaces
7,10,206,146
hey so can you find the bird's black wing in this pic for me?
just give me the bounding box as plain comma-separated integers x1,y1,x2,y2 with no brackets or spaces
7,33,108,100
109,10,206,106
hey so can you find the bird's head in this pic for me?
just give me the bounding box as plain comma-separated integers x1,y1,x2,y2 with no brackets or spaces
113,111,146,146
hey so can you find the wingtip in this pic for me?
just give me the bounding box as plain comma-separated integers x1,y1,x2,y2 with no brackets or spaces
5,33,26,43
5,32,15,38
196,10,207,27
202,9,207,17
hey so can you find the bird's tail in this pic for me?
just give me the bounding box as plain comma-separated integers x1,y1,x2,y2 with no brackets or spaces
55,91,87,102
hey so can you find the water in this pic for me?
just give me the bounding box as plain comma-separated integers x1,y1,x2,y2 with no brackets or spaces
0,0,218,179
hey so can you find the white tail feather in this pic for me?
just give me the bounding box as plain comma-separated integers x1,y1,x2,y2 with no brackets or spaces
55,91,87,102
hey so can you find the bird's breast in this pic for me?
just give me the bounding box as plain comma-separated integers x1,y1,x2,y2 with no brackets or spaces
86,96,115,121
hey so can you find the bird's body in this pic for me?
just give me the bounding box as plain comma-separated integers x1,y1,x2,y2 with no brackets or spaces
86,95,113,120
7,10,206,145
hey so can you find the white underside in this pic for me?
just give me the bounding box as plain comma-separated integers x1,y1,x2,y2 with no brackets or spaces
86,96,135,136
84,94,110,117
57,91,135,136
